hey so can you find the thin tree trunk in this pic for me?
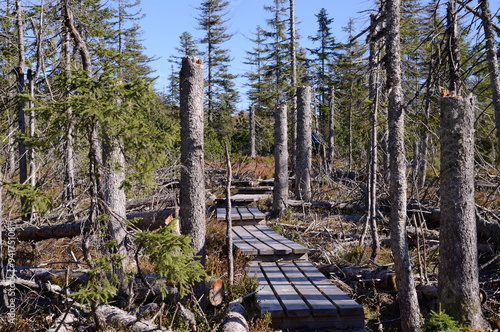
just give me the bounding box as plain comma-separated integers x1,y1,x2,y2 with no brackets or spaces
367,15,380,260
479,0,500,148
179,56,206,299
272,104,289,217
290,0,297,175
249,105,256,158
224,141,234,286
15,0,28,189
327,86,335,170
63,23,75,203
447,0,461,94
438,96,487,329
295,87,312,201
385,0,422,330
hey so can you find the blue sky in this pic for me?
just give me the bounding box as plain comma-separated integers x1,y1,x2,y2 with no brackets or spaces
139,0,375,108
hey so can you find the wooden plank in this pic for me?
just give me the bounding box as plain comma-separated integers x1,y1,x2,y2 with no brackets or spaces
254,225,309,254
294,261,364,317
231,231,258,256
243,226,292,255
216,207,241,222
248,262,285,317
236,207,254,221
278,261,338,316
232,226,274,255
247,207,266,221
258,262,311,317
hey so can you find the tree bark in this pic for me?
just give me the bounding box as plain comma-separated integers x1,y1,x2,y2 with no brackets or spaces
479,0,500,148
385,0,422,330
289,0,297,175
327,86,335,170
295,86,312,201
447,0,461,94
221,302,249,332
179,56,206,299
224,141,234,286
249,105,256,158
272,104,289,217
15,0,28,203
96,305,171,332
438,96,487,329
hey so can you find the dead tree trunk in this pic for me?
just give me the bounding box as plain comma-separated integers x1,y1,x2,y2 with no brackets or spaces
289,0,297,175
249,105,256,158
272,104,289,218
365,14,381,261
479,0,500,147
295,86,312,201
385,0,422,330
63,22,75,203
179,56,206,299
224,141,234,286
15,0,28,213
327,86,335,170
438,96,487,330
447,0,461,94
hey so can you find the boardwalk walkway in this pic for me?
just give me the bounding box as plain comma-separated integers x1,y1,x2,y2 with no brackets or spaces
216,183,365,331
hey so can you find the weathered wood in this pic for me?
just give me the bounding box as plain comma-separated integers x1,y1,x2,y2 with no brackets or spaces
6,208,178,242
47,311,77,332
208,278,225,307
439,95,487,329
221,302,249,332
96,305,171,332
295,86,312,201
179,56,206,268
249,261,365,330
273,103,289,217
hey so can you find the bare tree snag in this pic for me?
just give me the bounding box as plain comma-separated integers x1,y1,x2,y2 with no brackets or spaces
272,104,289,218
249,105,256,158
179,56,206,299
385,0,422,330
447,0,461,94
327,86,335,170
289,0,298,174
224,141,234,285
295,86,312,201
479,0,500,148
438,96,487,329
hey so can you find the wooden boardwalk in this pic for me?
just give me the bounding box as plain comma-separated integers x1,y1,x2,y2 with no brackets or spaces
216,206,266,225
249,261,365,331
232,225,308,261
215,186,365,330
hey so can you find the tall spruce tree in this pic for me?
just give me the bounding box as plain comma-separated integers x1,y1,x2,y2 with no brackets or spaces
196,0,238,128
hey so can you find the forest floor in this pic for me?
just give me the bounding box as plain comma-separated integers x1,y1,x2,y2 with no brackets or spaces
1,155,500,331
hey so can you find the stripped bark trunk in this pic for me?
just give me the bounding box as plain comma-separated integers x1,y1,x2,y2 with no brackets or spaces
385,0,422,330
179,57,206,299
295,87,312,201
224,141,234,286
15,0,28,216
249,105,256,158
327,86,335,170
96,305,171,332
289,0,297,174
479,0,500,148
272,104,289,217
438,96,487,329
447,0,461,94
221,302,249,332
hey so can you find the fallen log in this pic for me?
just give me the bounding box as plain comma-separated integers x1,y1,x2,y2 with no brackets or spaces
221,302,249,332
4,208,178,242
96,304,171,332
47,311,77,332
126,194,177,210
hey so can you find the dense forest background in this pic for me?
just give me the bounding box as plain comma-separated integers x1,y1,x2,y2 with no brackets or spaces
1,0,500,331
